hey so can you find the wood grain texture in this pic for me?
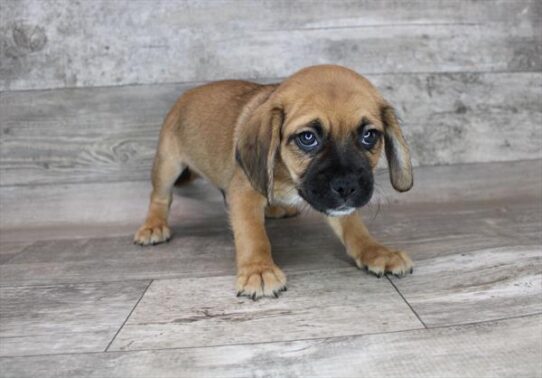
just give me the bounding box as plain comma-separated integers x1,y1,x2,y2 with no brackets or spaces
109,270,423,351
0,228,357,287
364,199,542,261
1,315,540,378
0,214,352,285
1,0,540,91
0,160,540,373
0,241,31,264
1,160,540,240
1,73,541,186
0,280,150,356
0,82,184,186
391,245,542,327
1,195,538,286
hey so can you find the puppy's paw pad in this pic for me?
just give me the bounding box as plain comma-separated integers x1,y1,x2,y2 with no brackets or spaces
236,264,287,300
134,222,171,246
355,247,413,278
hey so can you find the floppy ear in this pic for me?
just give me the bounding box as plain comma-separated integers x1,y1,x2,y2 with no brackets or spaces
235,102,283,200
381,105,413,192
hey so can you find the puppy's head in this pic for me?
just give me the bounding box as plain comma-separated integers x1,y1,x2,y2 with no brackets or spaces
236,65,413,215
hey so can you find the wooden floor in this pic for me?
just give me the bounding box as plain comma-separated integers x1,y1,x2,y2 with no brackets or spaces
0,161,541,377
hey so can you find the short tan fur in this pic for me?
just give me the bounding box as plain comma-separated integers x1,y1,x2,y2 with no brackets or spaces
135,65,413,299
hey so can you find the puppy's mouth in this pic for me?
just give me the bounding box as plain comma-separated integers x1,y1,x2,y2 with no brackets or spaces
325,205,356,217
297,187,367,216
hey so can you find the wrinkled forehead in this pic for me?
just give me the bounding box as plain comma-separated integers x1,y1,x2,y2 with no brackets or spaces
276,66,385,136
281,84,384,137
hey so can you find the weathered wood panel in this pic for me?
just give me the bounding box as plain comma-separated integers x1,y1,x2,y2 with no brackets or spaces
0,280,150,356
0,191,538,286
1,73,540,186
0,215,349,286
1,160,540,233
2,0,540,91
1,315,540,377
0,241,31,264
0,82,182,186
391,245,542,327
0,158,540,372
109,270,423,351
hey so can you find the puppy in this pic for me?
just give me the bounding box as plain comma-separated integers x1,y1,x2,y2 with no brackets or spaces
134,65,414,299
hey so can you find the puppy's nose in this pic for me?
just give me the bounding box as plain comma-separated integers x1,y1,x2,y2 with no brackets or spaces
330,177,357,199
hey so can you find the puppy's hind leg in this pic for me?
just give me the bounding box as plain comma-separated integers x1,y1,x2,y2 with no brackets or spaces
264,205,299,219
134,146,185,246
174,167,200,187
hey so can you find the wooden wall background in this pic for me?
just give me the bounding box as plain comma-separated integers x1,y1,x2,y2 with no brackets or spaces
1,0,541,91
0,0,541,188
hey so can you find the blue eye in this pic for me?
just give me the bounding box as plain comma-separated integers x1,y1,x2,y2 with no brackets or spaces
296,131,319,151
360,129,380,149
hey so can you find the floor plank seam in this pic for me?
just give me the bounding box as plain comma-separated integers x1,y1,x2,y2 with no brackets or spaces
0,267,360,288
422,311,542,330
0,244,35,266
3,71,541,97
4,312,542,359
0,177,150,189
103,279,154,352
386,276,428,329
0,278,159,289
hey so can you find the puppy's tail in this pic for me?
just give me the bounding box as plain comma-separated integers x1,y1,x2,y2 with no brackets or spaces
174,167,199,187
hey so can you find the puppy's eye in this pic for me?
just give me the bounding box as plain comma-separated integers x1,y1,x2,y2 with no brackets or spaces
295,131,319,151
360,129,380,149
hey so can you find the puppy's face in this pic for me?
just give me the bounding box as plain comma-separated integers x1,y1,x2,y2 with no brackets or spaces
278,74,386,215
236,65,413,215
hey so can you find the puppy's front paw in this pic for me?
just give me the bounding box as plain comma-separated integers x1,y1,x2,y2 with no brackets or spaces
353,245,413,278
236,263,287,300
134,220,171,246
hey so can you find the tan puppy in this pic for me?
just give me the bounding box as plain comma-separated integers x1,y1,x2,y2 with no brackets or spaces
135,65,414,299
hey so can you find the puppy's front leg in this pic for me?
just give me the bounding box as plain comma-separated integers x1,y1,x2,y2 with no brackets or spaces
327,212,413,278
228,173,287,299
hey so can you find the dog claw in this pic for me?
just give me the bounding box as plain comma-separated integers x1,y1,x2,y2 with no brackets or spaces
368,270,383,278
273,291,279,298
410,267,414,274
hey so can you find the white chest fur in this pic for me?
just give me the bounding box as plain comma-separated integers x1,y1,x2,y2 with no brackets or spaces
271,180,305,208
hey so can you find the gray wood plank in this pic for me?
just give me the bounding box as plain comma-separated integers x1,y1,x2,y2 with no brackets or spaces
0,280,150,356
0,315,540,378
365,199,542,260
0,82,184,186
108,270,423,351
1,73,541,186
0,178,224,231
390,245,542,327
2,0,540,91
2,195,538,286
0,216,350,286
1,193,539,286
0,158,540,233
0,241,31,264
